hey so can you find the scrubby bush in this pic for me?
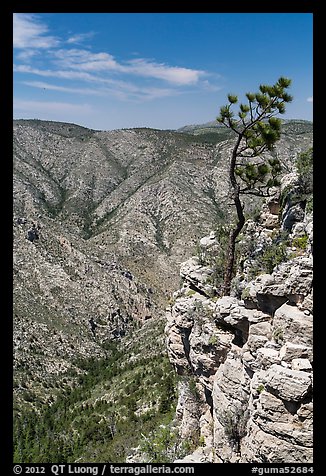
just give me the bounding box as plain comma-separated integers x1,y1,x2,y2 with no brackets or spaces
291,234,308,251
218,406,250,453
140,421,194,463
273,327,284,344
296,148,313,195
246,231,289,280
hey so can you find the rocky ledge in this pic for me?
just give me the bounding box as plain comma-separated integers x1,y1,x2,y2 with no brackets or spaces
165,187,313,463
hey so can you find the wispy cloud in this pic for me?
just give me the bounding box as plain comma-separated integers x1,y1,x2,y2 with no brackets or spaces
307,96,313,103
14,63,102,81
53,48,120,72
13,13,59,49
16,49,40,62
21,79,180,102
66,32,95,44
125,58,204,85
21,80,105,96
52,48,205,85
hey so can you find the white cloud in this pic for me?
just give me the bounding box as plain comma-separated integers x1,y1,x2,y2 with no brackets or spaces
14,63,101,81
52,48,206,85
201,79,222,92
53,48,120,72
66,32,95,44
21,80,106,96
15,60,210,101
307,96,313,103
126,58,204,85
20,79,179,102
13,13,59,49
16,49,40,62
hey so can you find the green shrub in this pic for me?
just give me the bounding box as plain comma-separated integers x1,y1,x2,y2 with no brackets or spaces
188,376,201,401
186,289,196,297
140,421,189,463
247,232,289,279
218,406,249,453
195,225,230,293
21,390,35,402
258,241,288,274
280,148,312,215
241,287,251,300
296,148,313,195
273,327,284,344
292,234,308,251
198,435,206,447
208,334,219,346
306,196,313,213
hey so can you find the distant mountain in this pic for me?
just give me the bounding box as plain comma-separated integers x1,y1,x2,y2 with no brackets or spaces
178,118,312,136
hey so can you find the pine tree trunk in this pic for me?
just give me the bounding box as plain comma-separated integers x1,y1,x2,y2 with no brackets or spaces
223,135,245,296
223,200,245,295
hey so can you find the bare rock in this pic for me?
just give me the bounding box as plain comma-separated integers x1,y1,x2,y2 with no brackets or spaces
175,379,201,440
212,355,251,461
259,211,280,230
273,303,313,347
174,446,215,463
180,257,216,297
199,231,218,250
279,342,313,363
291,358,312,371
263,364,312,402
241,419,313,463
246,256,313,313
245,334,269,354
282,203,305,232
256,348,280,369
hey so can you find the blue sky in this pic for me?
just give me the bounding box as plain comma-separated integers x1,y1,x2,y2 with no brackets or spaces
13,13,313,131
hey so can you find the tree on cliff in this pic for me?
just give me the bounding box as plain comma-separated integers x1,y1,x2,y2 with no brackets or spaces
217,77,293,295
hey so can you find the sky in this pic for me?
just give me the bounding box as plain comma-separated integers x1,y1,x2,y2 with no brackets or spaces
13,13,313,131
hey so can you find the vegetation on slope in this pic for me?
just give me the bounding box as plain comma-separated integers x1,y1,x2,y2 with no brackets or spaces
14,323,177,463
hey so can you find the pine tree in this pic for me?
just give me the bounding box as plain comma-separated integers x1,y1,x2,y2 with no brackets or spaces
216,77,292,295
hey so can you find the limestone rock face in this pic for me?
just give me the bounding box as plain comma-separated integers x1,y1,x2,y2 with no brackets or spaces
259,193,281,230
273,303,313,346
180,257,217,297
246,256,313,313
264,364,312,402
166,204,313,463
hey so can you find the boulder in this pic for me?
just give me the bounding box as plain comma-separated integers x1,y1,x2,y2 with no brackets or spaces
256,348,280,368
291,358,312,372
245,334,269,353
279,342,313,363
214,296,271,346
273,303,313,347
199,231,218,250
241,420,313,463
282,203,305,232
180,257,216,297
263,364,312,402
246,257,313,312
259,211,279,230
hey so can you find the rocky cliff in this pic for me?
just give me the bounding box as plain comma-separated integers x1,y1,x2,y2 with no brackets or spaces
166,171,313,463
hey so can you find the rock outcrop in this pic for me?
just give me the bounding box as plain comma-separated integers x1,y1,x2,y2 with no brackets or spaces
165,187,313,463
